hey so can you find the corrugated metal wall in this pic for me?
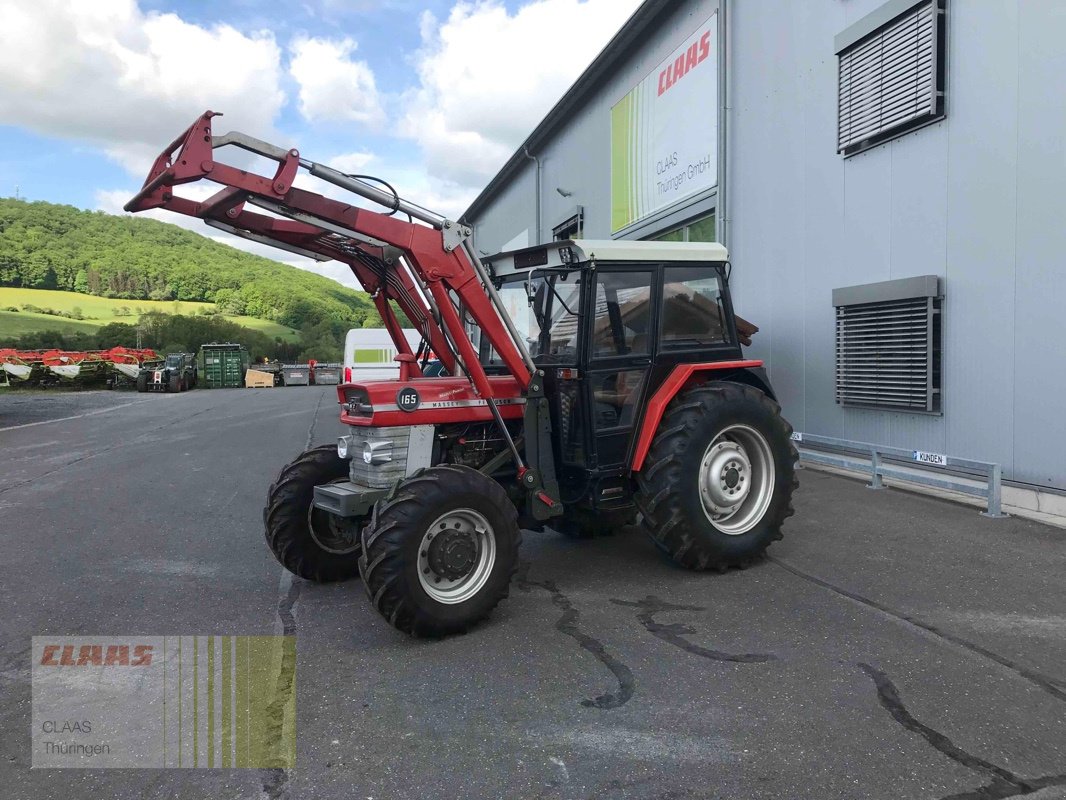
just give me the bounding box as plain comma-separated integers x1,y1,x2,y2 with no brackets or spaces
729,0,1066,489
470,0,1066,490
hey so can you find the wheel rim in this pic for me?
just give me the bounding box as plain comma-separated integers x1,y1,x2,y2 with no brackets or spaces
698,424,776,535
417,509,496,605
307,505,361,555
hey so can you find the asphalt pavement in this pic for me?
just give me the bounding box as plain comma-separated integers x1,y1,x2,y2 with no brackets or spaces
1,386,1064,799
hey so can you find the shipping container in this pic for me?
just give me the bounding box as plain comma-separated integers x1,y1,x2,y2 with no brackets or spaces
199,343,249,389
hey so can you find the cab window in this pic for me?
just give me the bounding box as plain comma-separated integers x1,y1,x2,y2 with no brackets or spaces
661,266,732,348
591,271,653,358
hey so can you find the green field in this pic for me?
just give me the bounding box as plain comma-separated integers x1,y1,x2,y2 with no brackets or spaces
0,288,299,342
0,309,100,336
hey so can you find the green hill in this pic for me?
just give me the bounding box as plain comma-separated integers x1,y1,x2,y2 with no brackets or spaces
0,198,377,330
0,287,298,341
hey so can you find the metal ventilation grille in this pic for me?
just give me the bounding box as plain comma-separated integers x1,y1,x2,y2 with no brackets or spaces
835,295,942,412
837,0,945,155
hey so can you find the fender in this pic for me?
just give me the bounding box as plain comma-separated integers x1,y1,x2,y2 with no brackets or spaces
630,360,766,472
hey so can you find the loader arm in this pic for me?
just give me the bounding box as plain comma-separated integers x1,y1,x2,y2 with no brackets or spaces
125,111,561,517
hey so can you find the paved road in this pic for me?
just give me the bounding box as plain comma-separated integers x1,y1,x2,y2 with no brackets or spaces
1,387,1064,799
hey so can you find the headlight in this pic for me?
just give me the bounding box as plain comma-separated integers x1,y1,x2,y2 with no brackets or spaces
363,440,393,465
337,436,352,459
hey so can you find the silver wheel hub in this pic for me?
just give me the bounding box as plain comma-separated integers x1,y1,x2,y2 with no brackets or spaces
418,509,496,604
698,424,776,536
701,441,752,512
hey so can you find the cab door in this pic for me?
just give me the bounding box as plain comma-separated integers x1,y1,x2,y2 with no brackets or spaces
585,267,658,468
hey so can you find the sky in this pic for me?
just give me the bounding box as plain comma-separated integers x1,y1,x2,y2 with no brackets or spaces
0,0,642,288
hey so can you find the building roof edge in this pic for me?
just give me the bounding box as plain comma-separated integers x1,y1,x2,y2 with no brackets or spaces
461,0,669,224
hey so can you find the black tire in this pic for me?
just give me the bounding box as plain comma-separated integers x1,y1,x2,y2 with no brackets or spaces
167,374,180,393
635,382,797,571
263,445,365,582
359,465,521,637
136,373,148,393
555,506,637,539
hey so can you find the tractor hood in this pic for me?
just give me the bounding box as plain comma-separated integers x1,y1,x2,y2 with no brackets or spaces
337,376,525,428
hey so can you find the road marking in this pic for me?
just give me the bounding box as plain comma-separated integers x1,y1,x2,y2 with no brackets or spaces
0,400,151,432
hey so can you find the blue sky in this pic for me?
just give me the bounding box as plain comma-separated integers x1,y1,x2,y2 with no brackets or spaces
0,0,640,286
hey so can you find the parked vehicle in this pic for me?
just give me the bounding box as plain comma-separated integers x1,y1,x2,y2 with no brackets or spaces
125,111,797,639
342,328,422,383
137,352,197,393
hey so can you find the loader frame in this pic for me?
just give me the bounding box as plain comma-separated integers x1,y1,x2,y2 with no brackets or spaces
125,111,561,517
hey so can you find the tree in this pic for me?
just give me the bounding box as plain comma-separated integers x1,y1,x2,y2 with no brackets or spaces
95,322,139,348
0,198,380,332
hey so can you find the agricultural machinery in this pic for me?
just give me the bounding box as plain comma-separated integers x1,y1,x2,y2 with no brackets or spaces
0,347,160,386
136,352,197,393
125,111,797,637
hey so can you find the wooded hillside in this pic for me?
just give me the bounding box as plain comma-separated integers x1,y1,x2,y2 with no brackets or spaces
0,198,377,329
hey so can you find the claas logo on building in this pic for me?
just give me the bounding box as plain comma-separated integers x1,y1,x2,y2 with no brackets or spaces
658,30,712,96
39,644,154,667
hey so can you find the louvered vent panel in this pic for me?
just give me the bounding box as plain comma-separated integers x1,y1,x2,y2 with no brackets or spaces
835,297,941,411
838,0,944,155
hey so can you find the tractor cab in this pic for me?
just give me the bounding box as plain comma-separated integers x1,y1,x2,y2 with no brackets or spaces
484,240,767,519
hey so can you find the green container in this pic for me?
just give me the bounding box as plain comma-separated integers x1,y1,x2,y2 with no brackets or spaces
199,343,249,389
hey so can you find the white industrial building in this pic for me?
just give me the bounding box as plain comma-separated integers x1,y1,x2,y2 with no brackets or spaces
463,0,1066,499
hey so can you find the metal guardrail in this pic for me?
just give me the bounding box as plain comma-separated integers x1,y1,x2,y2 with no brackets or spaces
791,432,1008,518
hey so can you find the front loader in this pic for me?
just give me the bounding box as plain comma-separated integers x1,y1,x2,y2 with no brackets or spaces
126,111,797,637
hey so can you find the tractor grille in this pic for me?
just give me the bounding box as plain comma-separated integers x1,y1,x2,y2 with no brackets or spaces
347,427,414,489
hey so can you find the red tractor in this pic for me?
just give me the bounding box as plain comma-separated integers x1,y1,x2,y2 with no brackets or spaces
126,112,797,637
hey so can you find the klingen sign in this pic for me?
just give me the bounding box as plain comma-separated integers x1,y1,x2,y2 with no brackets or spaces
611,12,719,233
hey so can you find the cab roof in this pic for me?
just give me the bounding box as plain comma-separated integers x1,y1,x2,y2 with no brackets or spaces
485,239,729,277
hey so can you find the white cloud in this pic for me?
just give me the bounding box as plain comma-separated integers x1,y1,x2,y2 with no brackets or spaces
289,37,384,127
294,151,474,220
0,0,286,178
326,151,376,174
402,0,643,192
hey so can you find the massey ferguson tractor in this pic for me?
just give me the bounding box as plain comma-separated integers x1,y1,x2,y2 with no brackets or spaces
126,111,797,637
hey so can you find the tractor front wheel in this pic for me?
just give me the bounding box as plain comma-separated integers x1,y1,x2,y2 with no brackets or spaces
359,465,520,637
636,382,797,570
263,445,364,582
136,373,148,393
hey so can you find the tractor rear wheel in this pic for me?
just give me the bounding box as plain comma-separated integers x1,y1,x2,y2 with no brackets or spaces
636,382,797,571
359,465,521,637
263,445,364,582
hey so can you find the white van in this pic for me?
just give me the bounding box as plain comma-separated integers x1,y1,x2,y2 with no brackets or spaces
342,328,423,383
